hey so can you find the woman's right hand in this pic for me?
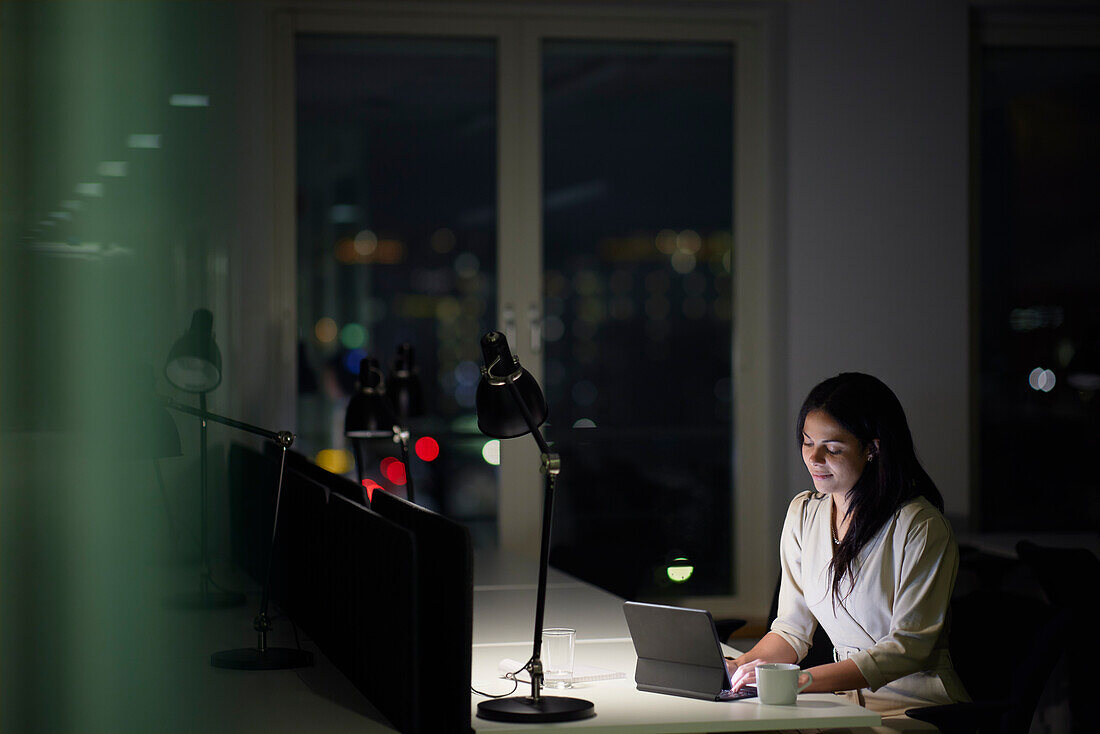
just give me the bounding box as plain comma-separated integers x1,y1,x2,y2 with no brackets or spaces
727,657,766,692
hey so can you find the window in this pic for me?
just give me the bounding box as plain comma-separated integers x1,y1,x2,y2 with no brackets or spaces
278,7,776,612
976,22,1100,530
541,39,735,598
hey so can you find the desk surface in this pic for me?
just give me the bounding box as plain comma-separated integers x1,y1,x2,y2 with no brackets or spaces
469,549,878,733
174,549,877,733
471,640,877,733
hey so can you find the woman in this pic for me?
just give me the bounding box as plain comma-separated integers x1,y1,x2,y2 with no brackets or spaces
727,373,968,730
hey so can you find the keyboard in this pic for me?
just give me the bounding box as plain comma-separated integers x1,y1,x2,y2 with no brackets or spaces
718,685,757,701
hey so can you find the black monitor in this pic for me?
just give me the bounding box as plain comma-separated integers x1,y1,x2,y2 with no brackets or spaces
370,490,473,734
228,444,423,732
264,443,367,506
227,442,279,584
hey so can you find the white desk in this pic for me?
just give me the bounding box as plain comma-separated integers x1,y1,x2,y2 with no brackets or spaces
471,550,880,733
166,550,877,732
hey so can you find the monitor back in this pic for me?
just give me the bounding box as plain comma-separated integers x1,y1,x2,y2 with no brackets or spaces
370,490,473,733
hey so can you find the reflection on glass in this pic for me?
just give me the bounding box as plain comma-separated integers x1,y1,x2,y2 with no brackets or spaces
295,36,498,545
542,40,734,599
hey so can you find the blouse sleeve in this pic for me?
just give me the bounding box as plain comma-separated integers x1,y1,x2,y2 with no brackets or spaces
769,491,819,663
849,505,959,691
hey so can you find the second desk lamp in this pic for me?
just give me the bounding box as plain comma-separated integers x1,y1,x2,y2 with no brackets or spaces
345,357,415,503
163,308,246,609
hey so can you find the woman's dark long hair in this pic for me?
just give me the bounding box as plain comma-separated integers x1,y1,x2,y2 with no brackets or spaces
796,372,944,605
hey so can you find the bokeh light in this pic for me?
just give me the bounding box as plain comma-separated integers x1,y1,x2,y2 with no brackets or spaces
1028,367,1056,392
380,456,407,485
454,252,480,278
315,448,353,475
415,436,440,462
655,228,677,255
543,315,566,342
670,251,696,274
431,227,456,253
354,229,378,257
666,557,695,583
675,229,701,254
343,348,367,375
314,317,338,344
340,322,367,349
482,439,501,466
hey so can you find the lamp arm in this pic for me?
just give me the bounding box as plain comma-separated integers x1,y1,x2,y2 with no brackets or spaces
395,427,415,504
162,397,294,448
502,376,553,459
162,394,295,652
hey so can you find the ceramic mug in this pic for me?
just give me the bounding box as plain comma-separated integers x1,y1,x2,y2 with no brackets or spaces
756,663,813,705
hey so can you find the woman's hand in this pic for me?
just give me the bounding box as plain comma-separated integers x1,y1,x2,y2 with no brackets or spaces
726,657,766,692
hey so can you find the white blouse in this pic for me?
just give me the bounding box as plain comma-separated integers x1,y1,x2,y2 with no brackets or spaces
770,490,969,706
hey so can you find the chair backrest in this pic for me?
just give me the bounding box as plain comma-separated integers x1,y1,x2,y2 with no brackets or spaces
1015,540,1100,609
999,607,1071,734
948,588,1050,703
1014,540,1095,733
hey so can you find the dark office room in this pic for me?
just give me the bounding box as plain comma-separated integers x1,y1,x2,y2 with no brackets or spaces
2,1,1097,733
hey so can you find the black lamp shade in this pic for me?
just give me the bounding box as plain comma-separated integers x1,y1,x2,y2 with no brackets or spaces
165,308,222,393
388,343,425,421
475,332,548,439
345,358,398,438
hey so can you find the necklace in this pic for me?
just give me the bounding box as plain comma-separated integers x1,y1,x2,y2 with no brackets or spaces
831,502,842,545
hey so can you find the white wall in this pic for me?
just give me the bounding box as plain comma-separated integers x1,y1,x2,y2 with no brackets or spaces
784,0,971,532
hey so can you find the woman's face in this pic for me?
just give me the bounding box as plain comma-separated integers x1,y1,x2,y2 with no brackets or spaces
801,409,874,497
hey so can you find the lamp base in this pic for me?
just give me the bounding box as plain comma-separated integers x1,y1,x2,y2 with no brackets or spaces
210,646,314,670
165,589,247,610
477,695,595,723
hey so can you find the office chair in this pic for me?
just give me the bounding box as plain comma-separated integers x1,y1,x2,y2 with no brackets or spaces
1014,540,1098,732
714,618,747,643
904,589,1070,734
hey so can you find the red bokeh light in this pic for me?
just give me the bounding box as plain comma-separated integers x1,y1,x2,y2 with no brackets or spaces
361,478,383,503
380,456,406,486
415,436,440,462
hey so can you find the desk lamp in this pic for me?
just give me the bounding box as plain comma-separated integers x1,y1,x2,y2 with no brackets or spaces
474,331,595,723
131,366,184,550
388,343,424,501
345,357,415,503
161,398,314,670
387,342,425,422
163,309,245,609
